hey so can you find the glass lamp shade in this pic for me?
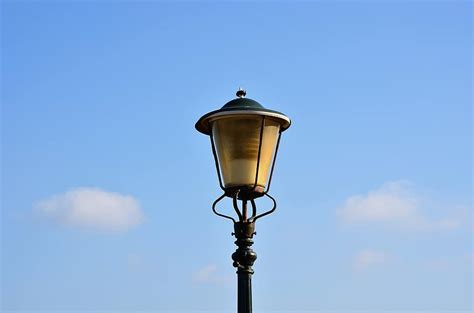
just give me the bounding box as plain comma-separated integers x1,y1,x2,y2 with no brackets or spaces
211,115,280,191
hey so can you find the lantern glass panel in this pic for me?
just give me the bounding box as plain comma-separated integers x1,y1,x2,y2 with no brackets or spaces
211,115,280,189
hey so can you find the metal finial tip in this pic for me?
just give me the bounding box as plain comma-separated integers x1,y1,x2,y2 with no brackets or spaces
236,88,246,98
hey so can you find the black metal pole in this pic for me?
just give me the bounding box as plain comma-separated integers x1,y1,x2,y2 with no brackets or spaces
232,221,257,313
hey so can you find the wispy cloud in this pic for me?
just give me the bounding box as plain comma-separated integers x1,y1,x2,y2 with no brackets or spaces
34,187,144,232
337,181,460,231
192,264,231,286
423,258,452,272
423,254,473,272
353,249,390,272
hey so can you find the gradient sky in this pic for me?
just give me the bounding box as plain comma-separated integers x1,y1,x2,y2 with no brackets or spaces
1,1,472,312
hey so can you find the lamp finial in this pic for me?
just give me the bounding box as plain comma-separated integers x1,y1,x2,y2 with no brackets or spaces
236,87,246,98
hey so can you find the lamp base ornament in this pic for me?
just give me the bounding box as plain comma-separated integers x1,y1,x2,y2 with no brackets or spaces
232,221,257,313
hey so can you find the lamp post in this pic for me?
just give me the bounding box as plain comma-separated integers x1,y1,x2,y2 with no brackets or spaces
195,89,291,313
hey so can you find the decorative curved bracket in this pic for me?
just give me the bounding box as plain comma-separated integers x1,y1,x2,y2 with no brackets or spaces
212,193,236,222
211,192,277,223
250,193,277,222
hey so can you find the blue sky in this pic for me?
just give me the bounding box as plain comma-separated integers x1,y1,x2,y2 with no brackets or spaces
1,1,472,312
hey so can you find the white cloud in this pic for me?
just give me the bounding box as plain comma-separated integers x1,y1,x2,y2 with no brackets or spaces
192,264,231,285
337,181,460,231
353,249,389,272
35,187,144,232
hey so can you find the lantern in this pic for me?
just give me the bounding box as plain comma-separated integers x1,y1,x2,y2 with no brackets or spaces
196,89,291,200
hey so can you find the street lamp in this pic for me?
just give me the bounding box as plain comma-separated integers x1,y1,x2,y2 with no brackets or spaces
196,88,291,313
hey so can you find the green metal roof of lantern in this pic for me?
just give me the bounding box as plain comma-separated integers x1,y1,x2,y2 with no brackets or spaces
195,88,291,135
